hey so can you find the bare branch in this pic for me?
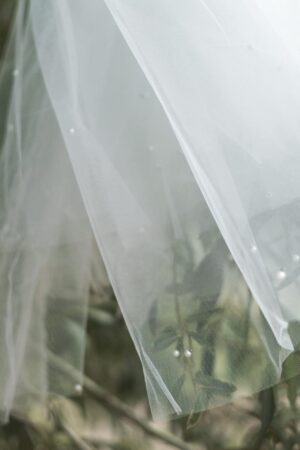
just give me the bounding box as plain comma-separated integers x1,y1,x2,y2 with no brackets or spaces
48,351,193,450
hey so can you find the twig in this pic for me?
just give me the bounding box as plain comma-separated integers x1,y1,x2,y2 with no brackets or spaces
84,436,127,450
61,422,96,450
47,351,193,450
83,377,192,450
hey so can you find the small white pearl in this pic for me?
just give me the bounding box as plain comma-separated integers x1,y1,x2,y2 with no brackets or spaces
12,69,19,77
69,127,75,134
276,270,287,281
251,245,258,254
184,349,192,358
293,254,300,263
74,384,83,394
173,349,180,358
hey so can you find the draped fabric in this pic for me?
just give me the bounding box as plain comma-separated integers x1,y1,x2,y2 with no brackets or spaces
1,0,300,420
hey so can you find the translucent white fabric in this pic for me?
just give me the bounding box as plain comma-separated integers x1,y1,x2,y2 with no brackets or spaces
1,0,300,421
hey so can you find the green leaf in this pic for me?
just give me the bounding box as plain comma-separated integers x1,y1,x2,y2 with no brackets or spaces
287,376,298,409
199,227,219,250
187,307,223,326
154,326,179,351
173,240,193,269
172,374,186,398
192,390,213,412
189,331,206,345
253,388,275,448
195,372,236,395
288,321,300,349
186,411,202,430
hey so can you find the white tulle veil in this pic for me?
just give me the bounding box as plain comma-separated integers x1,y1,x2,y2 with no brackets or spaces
1,0,300,421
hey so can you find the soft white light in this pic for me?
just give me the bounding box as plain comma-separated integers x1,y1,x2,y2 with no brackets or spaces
74,384,83,394
69,127,75,134
173,349,180,358
184,349,192,358
293,254,300,263
276,270,287,281
251,245,258,254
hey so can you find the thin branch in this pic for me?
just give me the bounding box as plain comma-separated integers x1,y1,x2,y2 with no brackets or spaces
61,422,96,450
47,351,193,450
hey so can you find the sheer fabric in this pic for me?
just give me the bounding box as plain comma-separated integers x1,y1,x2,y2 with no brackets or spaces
1,0,300,420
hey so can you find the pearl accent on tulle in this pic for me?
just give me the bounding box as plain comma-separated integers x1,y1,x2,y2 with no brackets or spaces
69,127,75,134
173,349,180,358
184,349,192,358
251,245,258,254
276,270,287,281
74,384,83,394
12,69,19,77
293,254,300,263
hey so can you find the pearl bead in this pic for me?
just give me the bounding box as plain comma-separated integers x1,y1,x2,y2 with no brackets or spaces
293,254,300,263
12,69,19,77
69,127,75,134
173,349,180,358
184,349,192,358
251,245,258,254
276,270,287,281
74,384,83,394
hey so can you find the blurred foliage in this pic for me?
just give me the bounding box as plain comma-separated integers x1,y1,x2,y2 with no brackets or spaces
0,0,15,56
2,3,300,450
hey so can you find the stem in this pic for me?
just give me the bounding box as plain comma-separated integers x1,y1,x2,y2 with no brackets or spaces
60,423,95,450
47,351,193,450
172,253,183,331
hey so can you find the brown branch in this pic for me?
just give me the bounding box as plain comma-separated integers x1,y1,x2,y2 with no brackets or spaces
83,376,192,450
48,351,193,450
61,422,96,450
